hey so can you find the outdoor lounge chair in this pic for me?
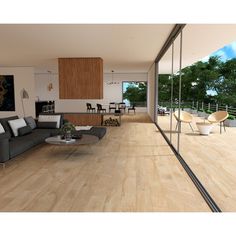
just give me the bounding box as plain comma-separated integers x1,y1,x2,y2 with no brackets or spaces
207,111,229,134
174,110,194,132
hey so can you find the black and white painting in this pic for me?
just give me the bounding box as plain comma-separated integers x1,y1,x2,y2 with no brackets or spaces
0,75,15,111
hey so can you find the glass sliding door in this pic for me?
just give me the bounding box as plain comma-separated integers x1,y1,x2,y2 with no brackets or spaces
156,43,173,138
155,25,236,211
156,31,183,152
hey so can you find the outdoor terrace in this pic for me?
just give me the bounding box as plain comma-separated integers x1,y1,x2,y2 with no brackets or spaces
158,113,236,211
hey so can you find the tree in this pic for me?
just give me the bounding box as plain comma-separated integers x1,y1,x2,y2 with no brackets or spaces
123,82,147,106
158,55,236,106
216,58,236,105
158,74,172,102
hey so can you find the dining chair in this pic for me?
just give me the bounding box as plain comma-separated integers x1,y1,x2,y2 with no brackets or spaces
118,102,126,113
86,103,96,113
109,102,116,113
97,104,106,113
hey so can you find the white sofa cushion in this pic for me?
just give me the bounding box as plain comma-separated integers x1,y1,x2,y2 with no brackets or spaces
0,123,5,134
8,118,27,137
38,115,61,128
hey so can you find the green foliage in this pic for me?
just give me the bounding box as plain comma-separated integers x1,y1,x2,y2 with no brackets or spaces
227,115,235,120
158,56,236,107
123,82,147,105
158,75,172,102
60,122,76,134
198,108,205,112
206,110,213,114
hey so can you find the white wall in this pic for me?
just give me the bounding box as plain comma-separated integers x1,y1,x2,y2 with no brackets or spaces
35,73,59,101
147,63,155,121
35,72,148,113
0,67,35,118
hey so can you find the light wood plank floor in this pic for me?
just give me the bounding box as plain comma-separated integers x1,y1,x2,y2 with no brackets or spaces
158,114,236,212
0,113,209,212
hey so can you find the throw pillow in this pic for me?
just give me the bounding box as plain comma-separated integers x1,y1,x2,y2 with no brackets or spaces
0,123,5,134
24,116,37,129
0,116,19,137
18,125,32,136
37,121,57,129
38,115,61,128
8,118,27,137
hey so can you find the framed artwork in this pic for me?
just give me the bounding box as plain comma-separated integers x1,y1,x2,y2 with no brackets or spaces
0,75,15,111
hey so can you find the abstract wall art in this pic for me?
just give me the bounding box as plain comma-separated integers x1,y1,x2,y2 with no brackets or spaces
0,75,15,111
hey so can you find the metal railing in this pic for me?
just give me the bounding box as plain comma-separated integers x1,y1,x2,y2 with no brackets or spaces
159,100,236,116
124,101,147,107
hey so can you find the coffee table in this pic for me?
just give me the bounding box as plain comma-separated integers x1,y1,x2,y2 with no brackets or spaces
45,134,99,145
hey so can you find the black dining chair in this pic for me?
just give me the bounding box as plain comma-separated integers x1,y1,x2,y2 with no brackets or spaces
128,104,136,114
97,104,106,113
109,102,116,113
118,102,126,113
86,103,96,112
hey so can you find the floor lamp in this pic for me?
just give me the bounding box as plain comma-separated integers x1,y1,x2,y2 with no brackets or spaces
20,88,29,117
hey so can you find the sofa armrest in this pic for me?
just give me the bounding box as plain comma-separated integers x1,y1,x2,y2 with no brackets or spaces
0,132,11,140
0,132,10,163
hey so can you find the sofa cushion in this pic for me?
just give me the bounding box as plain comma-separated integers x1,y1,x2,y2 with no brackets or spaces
9,135,36,158
0,132,10,163
38,113,64,127
37,121,57,129
18,125,32,136
24,116,37,129
76,127,106,139
38,114,62,128
0,116,19,137
9,129,54,158
34,128,60,137
0,123,5,134
8,118,27,137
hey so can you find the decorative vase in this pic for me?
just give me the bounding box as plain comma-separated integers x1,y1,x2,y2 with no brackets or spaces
64,130,72,141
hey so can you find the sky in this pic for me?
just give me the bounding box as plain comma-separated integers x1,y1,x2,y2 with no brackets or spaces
202,40,236,96
202,41,236,62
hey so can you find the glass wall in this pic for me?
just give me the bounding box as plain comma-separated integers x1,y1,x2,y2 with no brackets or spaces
155,25,236,211
156,32,182,151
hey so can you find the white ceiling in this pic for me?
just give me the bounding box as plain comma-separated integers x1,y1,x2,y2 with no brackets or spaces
159,24,236,73
0,24,174,73
1,24,235,74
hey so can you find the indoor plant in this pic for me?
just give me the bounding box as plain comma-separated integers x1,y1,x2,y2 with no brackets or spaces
60,122,76,141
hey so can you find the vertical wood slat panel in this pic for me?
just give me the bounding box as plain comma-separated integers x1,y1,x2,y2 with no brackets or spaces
64,114,102,126
59,58,103,99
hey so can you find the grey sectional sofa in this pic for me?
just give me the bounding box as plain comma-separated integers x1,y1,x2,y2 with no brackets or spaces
0,115,106,164
0,115,61,163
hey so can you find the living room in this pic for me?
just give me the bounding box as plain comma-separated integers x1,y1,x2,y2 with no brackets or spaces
0,25,172,207
0,1,235,235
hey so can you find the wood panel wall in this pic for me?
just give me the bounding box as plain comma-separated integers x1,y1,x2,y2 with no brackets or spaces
59,58,103,99
64,114,102,126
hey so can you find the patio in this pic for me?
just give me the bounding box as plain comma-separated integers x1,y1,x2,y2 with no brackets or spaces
158,114,236,211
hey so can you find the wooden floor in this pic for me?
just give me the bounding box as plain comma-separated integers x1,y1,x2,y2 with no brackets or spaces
158,114,236,212
0,113,209,212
